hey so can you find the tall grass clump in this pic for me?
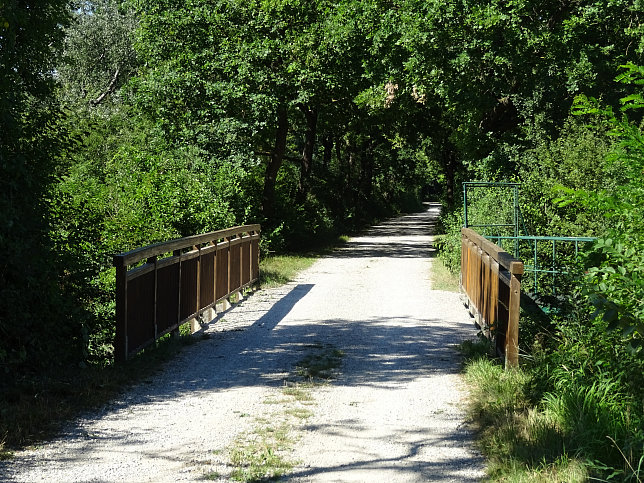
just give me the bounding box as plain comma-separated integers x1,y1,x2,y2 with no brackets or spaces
461,313,644,481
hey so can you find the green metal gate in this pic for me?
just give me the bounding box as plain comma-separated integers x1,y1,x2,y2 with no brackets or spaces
462,181,596,298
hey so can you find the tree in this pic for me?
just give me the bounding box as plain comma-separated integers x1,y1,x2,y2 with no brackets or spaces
0,1,74,374
59,0,139,108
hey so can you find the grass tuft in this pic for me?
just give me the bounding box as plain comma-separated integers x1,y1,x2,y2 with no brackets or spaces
229,423,294,482
429,256,460,292
295,345,344,382
462,355,590,481
259,255,317,288
281,384,314,402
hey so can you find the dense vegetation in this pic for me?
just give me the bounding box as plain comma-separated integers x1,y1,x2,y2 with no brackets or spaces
1,0,643,477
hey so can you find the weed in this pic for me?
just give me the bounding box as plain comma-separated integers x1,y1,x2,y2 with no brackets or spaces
284,408,313,420
259,255,317,288
429,257,460,292
281,385,314,402
294,343,344,383
459,337,495,361
262,398,290,405
0,450,14,461
462,356,590,481
228,423,294,482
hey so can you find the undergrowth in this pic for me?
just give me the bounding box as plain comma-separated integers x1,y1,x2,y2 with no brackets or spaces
460,334,644,482
429,256,460,292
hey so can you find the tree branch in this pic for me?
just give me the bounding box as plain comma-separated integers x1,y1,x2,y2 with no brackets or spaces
90,66,120,106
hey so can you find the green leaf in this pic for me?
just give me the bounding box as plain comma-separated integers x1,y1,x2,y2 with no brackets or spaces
603,309,618,323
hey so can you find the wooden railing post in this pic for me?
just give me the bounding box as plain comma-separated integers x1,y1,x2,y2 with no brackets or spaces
173,249,182,337
505,263,522,369
150,256,158,342
114,256,127,363
226,237,233,295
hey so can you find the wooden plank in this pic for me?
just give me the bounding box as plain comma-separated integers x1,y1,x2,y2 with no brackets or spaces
216,244,229,301
481,253,490,329
505,274,521,369
126,271,155,356
180,257,198,321
229,242,241,293
251,238,260,282
114,262,127,363
156,262,180,334
490,259,499,333
152,257,158,341
200,251,215,310
114,224,261,267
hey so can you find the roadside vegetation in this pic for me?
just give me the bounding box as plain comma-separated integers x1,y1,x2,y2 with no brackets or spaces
429,257,460,292
2,1,644,478
443,76,644,480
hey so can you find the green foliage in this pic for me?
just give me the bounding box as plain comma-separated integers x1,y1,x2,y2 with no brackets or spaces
463,334,644,481
557,65,644,351
259,255,318,289
59,1,139,108
519,117,619,237
0,0,77,377
50,108,244,362
440,65,644,480
4,6,644,479
435,208,464,274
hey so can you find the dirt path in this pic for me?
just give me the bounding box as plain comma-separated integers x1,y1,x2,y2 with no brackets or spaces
0,204,484,482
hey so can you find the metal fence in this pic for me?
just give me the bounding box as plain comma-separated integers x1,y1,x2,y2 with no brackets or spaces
486,235,596,298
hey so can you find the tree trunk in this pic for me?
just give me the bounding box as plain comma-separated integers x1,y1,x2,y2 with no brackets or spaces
359,138,374,201
442,148,457,209
322,134,333,170
297,105,318,202
262,103,289,222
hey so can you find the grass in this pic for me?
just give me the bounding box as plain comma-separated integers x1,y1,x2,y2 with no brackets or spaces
228,422,295,482
460,338,644,482
461,347,588,481
210,342,345,482
281,384,314,403
429,256,460,292
259,235,349,288
294,344,344,382
284,408,314,420
259,254,317,288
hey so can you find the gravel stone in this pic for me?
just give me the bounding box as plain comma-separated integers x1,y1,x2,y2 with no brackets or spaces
0,203,485,482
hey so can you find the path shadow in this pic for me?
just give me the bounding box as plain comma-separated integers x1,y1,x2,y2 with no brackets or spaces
0,201,481,482
93,287,474,404
332,205,441,259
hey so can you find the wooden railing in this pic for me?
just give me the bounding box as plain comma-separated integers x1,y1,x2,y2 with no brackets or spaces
461,228,524,368
113,225,260,362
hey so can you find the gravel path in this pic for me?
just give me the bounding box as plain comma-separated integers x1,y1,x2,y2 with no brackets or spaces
0,203,485,482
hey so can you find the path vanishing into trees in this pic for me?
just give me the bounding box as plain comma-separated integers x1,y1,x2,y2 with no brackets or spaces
1,203,484,482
